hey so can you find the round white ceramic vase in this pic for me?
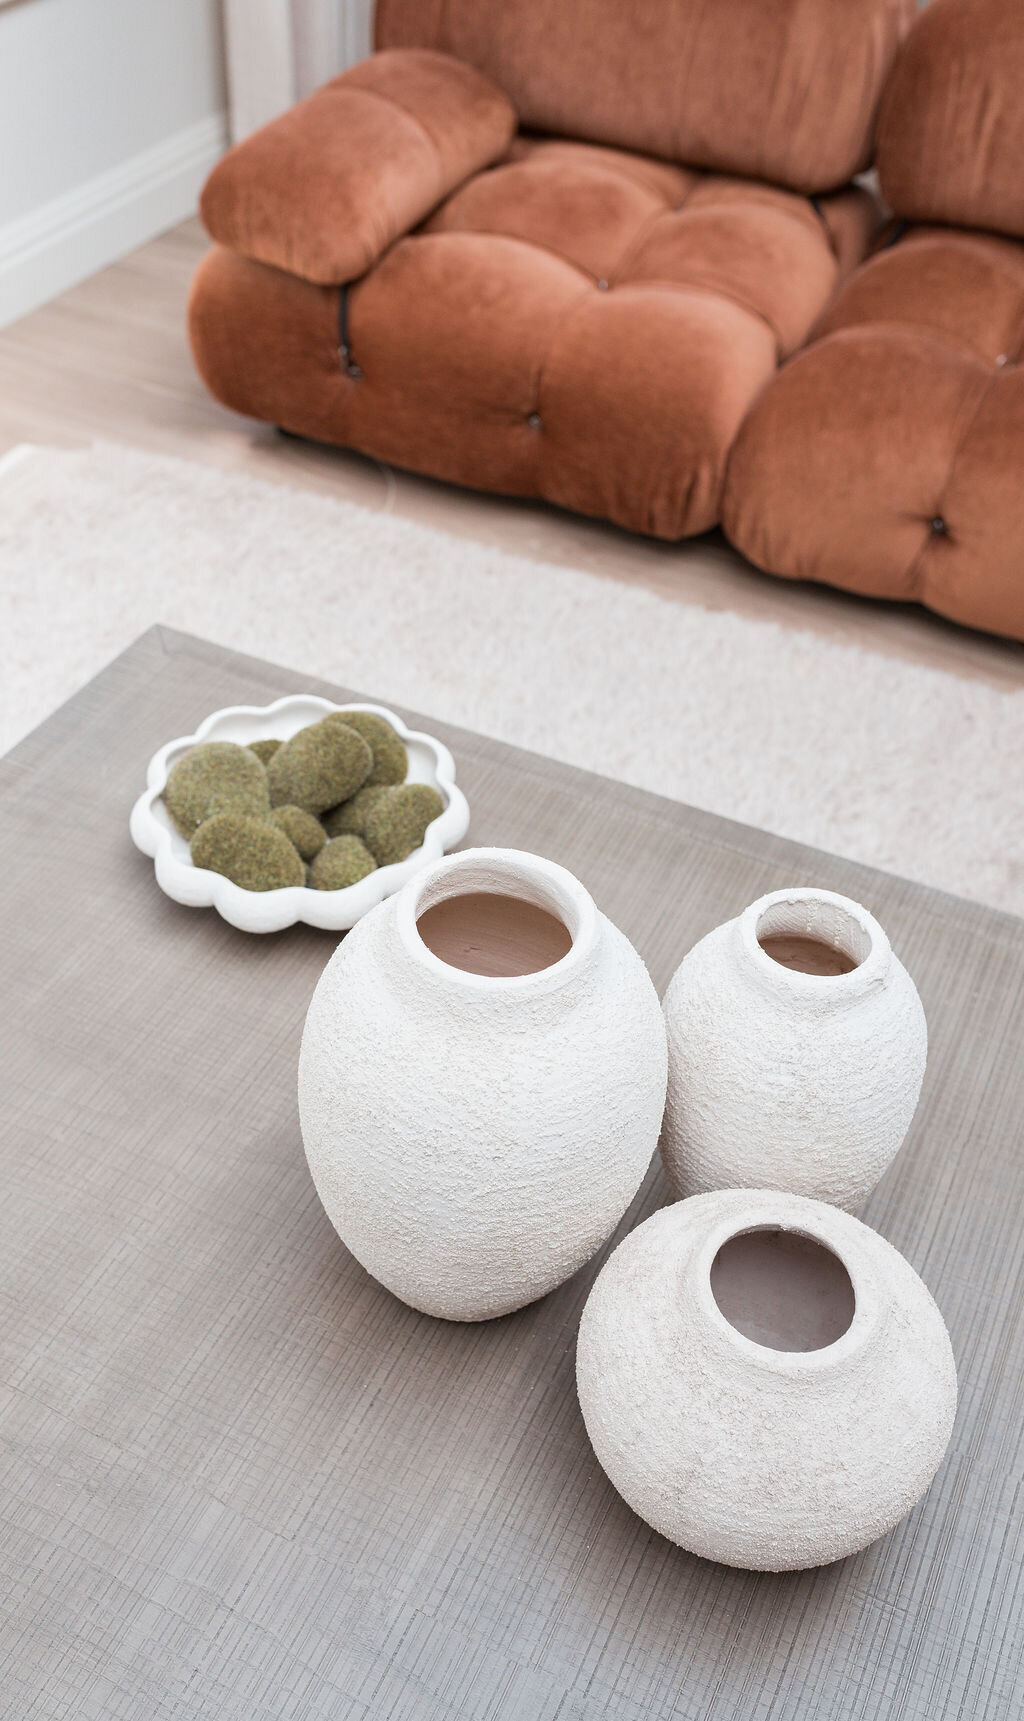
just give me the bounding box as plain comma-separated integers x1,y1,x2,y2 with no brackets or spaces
298,847,667,1320
576,1188,957,1570
661,887,927,1209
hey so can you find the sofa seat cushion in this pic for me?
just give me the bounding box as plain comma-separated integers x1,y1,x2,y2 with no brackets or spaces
816,227,1024,364
190,138,876,540
424,138,876,360
721,228,1024,638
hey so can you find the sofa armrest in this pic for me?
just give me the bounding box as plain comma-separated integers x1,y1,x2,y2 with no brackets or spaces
200,49,517,285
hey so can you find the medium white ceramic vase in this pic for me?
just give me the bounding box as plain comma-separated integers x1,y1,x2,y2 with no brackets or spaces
298,847,667,1320
576,1188,957,1570
661,887,927,1210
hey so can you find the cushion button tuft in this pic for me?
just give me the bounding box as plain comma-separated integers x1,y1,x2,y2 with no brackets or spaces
929,515,948,536
527,412,541,430
597,278,610,291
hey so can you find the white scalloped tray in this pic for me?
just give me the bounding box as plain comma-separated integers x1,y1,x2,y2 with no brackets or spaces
129,695,471,934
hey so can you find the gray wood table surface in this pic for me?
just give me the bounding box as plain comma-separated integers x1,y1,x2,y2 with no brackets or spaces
1,626,1022,1721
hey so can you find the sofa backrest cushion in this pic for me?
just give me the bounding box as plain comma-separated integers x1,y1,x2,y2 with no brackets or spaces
876,0,1024,241
376,0,913,194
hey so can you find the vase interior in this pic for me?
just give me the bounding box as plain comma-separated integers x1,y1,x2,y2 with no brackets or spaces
416,890,574,978
756,898,870,975
759,934,857,975
710,1227,856,1352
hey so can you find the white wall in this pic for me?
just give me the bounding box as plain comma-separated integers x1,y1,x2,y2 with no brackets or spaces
0,0,227,327
341,0,373,69
223,0,373,142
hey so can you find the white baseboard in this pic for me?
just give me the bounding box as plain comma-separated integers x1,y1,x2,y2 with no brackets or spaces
0,113,228,330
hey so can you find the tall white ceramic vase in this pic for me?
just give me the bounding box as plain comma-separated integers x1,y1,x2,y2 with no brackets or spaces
576,1188,957,1570
661,887,927,1210
298,847,667,1320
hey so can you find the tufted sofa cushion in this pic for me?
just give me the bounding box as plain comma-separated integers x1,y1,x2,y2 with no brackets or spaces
721,0,1024,640
200,49,517,283
190,137,877,538
376,0,913,195
722,228,1024,638
876,0,1024,242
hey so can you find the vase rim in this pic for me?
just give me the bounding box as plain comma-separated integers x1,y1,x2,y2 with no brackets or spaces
394,846,600,994
738,886,891,996
691,1193,875,1373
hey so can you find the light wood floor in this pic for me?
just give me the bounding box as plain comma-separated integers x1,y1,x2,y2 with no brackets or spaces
2,217,1021,690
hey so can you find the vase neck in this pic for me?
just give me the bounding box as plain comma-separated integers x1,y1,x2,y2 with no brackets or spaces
684,1194,880,1377
393,847,600,1003
735,887,892,1007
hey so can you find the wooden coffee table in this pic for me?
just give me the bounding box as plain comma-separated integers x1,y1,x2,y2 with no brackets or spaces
2,627,1021,1720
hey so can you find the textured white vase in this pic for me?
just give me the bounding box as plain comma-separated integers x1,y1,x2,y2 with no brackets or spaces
298,847,667,1320
661,887,927,1210
576,1188,957,1570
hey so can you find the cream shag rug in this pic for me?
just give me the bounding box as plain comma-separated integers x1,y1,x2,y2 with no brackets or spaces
2,440,1022,915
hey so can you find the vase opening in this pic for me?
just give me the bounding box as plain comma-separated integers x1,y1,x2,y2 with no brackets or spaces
710,1227,856,1352
756,898,871,977
416,890,574,978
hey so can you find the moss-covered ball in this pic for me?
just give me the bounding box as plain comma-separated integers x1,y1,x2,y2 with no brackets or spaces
363,783,445,866
191,813,305,891
265,716,373,815
309,835,378,891
337,711,408,786
248,738,282,765
164,742,270,838
267,804,327,860
322,784,394,839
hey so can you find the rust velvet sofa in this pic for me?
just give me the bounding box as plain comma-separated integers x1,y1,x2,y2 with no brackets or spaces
189,0,1023,638
189,0,904,542
723,0,1024,640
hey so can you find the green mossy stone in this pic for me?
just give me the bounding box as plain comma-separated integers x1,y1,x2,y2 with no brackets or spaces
363,783,445,867
191,813,305,891
322,784,394,840
164,741,270,838
248,738,282,765
265,716,373,815
267,804,327,861
309,835,378,891
337,711,408,787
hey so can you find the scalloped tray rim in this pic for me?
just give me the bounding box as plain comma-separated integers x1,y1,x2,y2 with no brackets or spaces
129,694,471,933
